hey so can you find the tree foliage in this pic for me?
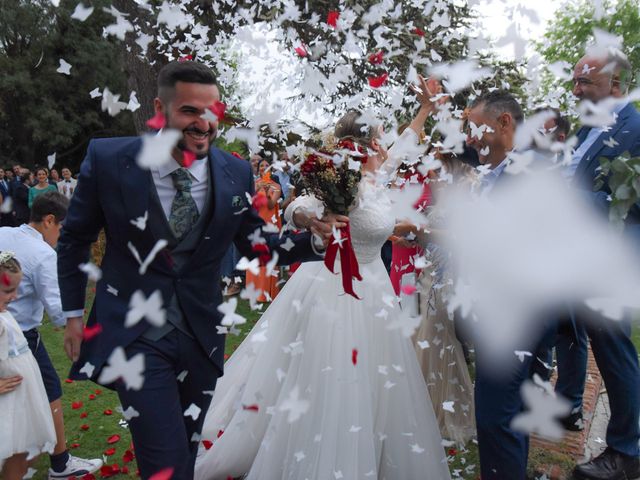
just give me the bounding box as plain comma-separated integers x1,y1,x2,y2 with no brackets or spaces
0,0,135,170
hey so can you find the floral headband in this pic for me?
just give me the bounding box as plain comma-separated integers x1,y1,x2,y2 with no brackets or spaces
0,251,16,265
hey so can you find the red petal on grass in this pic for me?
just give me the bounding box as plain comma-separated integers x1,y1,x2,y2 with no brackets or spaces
146,112,166,130
65,378,74,383
70,443,81,449
122,449,135,464
80,424,90,431
72,401,83,410
413,27,425,36
89,394,96,400
80,412,88,419
103,409,113,416
106,434,121,444
104,448,116,456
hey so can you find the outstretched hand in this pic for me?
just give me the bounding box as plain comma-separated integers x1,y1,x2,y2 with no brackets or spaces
410,75,446,111
310,213,350,248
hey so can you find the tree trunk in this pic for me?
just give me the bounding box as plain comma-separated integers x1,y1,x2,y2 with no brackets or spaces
111,0,164,134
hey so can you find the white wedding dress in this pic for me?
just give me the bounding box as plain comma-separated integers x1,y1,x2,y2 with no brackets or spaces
195,133,451,480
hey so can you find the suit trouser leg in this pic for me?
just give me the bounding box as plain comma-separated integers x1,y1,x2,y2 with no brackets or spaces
476,356,532,480
115,330,218,480
585,316,640,457
554,321,588,413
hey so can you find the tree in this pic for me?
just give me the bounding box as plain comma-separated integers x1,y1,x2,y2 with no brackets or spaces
535,0,640,107
0,0,135,170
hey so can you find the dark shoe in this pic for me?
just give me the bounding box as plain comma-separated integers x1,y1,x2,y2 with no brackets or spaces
573,447,640,479
561,410,584,432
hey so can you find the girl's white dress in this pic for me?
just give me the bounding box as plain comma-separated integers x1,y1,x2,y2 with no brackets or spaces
0,310,56,462
195,131,451,480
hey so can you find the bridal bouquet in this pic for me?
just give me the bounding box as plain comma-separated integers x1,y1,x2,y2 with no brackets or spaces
299,138,368,298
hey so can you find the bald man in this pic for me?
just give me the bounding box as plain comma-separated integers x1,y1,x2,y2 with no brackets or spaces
569,51,640,480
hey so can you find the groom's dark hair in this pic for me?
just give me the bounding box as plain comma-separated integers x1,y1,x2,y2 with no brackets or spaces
157,61,217,102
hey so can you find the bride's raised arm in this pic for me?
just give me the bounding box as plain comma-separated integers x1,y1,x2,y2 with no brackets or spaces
378,75,445,181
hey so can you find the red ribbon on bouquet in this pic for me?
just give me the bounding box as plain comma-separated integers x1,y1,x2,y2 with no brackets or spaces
324,224,363,299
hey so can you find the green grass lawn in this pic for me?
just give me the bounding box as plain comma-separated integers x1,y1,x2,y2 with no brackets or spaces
27,304,640,479
30,298,262,479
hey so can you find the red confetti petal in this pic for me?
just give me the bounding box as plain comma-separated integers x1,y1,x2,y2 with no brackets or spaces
65,378,74,383
368,50,384,65
202,440,213,450
182,150,197,168
149,467,174,480
448,448,458,456
251,190,268,210
95,389,102,395
146,111,166,130
223,354,230,361
72,401,83,410
80,412,88,419
106,434,121,444
80,424,90,431
122,449,135,464
230,151,243,159
81,474,96,480
243,404,259,412
121,466,129,474
217,429,224,438
209,100,226,121
178,54,193,63
1,273,10,286
294,46,308,57
400,284,417,295
70,443,81,449
89,394,96,400
413,27,425,36
327,10,339,28
352,348,358,365
368,73,388,88
103,409,113,416
104,448,116,456
83,324,102,341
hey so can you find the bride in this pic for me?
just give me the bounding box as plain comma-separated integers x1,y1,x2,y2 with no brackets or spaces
195,77,452,480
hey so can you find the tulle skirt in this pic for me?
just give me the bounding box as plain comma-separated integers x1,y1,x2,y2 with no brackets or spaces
0,351,56,462
195,259,451,480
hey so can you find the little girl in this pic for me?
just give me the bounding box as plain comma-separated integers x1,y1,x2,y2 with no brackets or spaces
0,252,56,479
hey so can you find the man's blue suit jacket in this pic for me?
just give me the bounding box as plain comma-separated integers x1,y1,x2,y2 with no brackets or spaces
573,102,640,226
57,137,318,382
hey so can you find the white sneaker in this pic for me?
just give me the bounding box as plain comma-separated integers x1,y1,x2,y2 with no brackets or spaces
48,454,103,479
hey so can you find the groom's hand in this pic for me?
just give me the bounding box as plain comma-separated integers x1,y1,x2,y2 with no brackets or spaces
64,317,84,362
310,213,349,247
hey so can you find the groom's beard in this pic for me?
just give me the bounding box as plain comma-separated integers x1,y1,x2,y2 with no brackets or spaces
179,126,218,160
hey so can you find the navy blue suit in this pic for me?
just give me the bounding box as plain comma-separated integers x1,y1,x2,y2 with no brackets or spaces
57,137,319,479
568,102,640,458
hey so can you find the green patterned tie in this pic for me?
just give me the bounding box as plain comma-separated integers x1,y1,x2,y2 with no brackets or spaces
169,168,199,241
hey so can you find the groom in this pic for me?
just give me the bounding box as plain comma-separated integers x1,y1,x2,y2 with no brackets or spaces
57,61,339,479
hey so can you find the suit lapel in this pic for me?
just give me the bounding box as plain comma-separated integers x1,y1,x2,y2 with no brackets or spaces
574,104,633,180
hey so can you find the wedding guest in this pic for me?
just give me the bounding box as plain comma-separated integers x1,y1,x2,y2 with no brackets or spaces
49,169,60,186
0,168,11,227
12,171,31,226
0,252,56,480
246,158,283,302
567,50,640,480
28,168,57,208
57,167,77,200
57,60,330,480
0,192,103,479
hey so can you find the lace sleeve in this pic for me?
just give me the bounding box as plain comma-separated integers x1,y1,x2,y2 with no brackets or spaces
283,194,324,229
378,128,420,182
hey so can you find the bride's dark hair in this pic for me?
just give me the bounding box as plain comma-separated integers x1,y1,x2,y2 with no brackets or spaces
334,110,380,145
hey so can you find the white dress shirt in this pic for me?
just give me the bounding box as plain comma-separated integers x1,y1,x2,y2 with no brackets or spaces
0,224,66,330
150,156,209,219
57,178,78,199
